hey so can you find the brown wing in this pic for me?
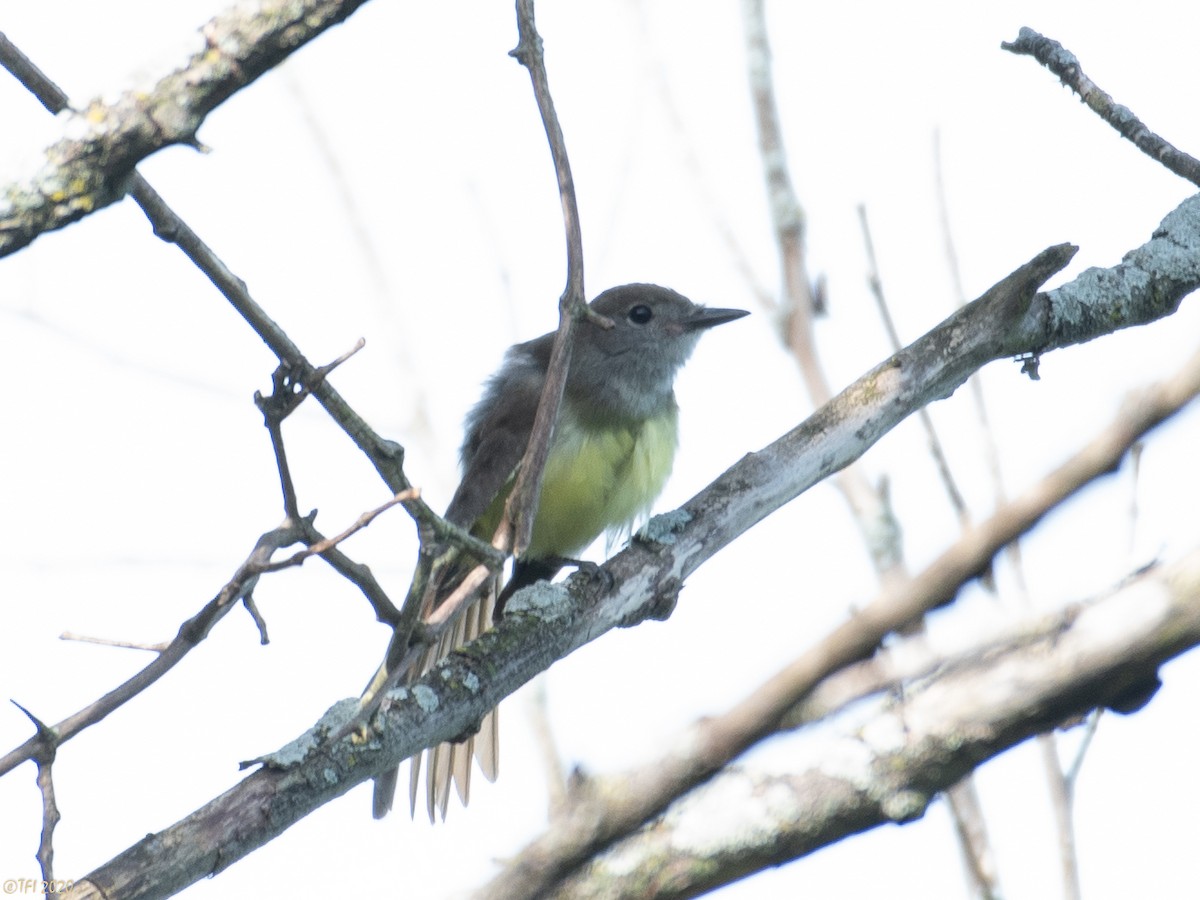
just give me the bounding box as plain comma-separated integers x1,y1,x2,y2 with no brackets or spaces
444,336,549,529
372,336,549,822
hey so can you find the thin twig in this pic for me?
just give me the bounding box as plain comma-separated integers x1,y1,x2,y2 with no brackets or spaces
283,70,444,464
293,517,405,626
374,0,603,697
259,490,419,574
11,703,60,884
740,0,823,403
933,125,1071,895
1,23,453,613
256,340,366,518
1064,712,1101,787
35,746,59,885
242,595,270,645
945,779,1001,900
58,633,169,653
526,679,568,816
1038,735,1081,900
505,0,594,558
1001,28,1200,187
933,129,1019,593
858,204,972,529
0,519,309,778
859,201,998,896
740,0,908,583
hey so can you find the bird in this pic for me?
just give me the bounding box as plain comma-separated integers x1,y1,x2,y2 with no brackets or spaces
372,283,748,822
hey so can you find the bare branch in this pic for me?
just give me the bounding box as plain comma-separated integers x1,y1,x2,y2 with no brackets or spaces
258,489,419,574
0,519,308,779
933,127,1020,590
55,209,1197,895
4,473,412,784
945,779,1002,900
0,0,375,256
535,548,1200,899
374,0,603,700
740,0,822,403
58,634,169,653
2,22,444,566
858,203,971,530
1038,734,1082,900
504,0,593,558
1002,27,1200,187
479,257,1200,896
256,343,364,518
10,703,61,884
39,242,1053,897
741,0,908,586
858,202,998,892
34,741,60,886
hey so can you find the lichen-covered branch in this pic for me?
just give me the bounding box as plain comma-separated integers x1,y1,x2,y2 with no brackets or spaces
541,546,1200,899
0,0,373,257
1002,28,1200,188
60,191,1200,898
475,199,1200,897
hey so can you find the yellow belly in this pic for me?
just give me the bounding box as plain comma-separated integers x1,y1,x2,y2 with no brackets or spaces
524,403,679,558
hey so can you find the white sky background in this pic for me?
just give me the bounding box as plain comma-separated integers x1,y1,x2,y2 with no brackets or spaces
1,1,1199,897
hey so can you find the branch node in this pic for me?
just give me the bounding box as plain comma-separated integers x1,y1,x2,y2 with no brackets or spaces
11,701,59,760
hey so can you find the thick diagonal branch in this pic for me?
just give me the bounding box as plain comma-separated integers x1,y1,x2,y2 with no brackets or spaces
0,0,374,256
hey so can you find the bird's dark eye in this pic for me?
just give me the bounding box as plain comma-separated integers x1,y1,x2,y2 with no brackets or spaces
628,304,653,324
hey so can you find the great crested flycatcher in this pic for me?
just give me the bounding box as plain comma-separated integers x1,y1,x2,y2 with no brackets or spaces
373,283,748,821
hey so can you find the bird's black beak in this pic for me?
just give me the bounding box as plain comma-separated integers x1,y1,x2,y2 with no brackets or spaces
687,307,750,330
